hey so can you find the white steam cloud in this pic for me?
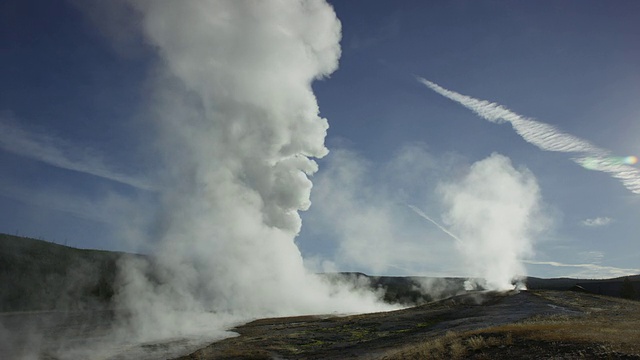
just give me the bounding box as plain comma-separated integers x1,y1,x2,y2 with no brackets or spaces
417,78,640,195
307,147,445,274
106,0,393,346
439,153,544,290
306,147,547,290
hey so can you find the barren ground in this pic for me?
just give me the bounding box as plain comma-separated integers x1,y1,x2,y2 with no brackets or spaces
175,290,640,359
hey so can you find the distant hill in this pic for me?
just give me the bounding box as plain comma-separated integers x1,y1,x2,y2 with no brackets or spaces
526,275,640,300
322,272,470,305
327,272,640,304
0,233,126,312
1,233,638,313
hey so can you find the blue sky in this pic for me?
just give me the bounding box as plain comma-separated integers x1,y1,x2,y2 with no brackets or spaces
1,0,639,279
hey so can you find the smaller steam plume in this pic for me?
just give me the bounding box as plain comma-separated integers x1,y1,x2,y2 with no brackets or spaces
438,153,544,290
308,146,545,291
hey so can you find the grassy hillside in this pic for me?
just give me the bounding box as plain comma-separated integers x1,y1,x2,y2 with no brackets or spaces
0,233,123,312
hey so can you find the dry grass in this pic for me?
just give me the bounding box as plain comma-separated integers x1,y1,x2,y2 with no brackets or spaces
482,317,640,353
384,291,640,359
466,335,486,350
383,331,515,359
479,293,640,354
449,339,466,359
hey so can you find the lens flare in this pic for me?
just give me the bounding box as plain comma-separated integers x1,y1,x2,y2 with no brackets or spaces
578,156,638,170
625,156,638,165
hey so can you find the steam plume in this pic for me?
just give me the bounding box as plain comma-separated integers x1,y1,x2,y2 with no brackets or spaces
439,153,544,290
306,146,455,275
108,0,391,343
417,78,640,194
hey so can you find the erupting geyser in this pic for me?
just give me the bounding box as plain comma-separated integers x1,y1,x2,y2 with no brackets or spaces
109,0,392,343
439,153,544,291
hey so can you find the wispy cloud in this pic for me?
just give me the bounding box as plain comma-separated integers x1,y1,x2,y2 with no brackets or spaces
0,179,138,224
581,217,613,227
0,116,154,190
417,77,640,195
578,250,605,263
525,260,640,278
573,156,640,194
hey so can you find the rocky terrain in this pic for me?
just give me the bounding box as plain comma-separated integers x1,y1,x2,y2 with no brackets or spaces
176,290,640,359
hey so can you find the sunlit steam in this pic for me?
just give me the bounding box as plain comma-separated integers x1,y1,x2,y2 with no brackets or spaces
407,154,545,292
439,153,544,291
99,0,394,347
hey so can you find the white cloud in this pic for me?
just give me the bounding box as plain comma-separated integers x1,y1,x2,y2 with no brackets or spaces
581,217,613,227
525,260,640,279
578,250,605,263
417,77,640,195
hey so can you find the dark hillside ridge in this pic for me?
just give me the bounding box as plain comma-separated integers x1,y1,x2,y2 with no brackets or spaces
323,272,640,304
527,275,640,300
322,272,469,304
1,233,638,313
0,234,127,312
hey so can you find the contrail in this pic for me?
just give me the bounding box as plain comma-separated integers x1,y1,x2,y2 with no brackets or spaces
417,77,640,195
407,204,463,244
0,117,155,191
